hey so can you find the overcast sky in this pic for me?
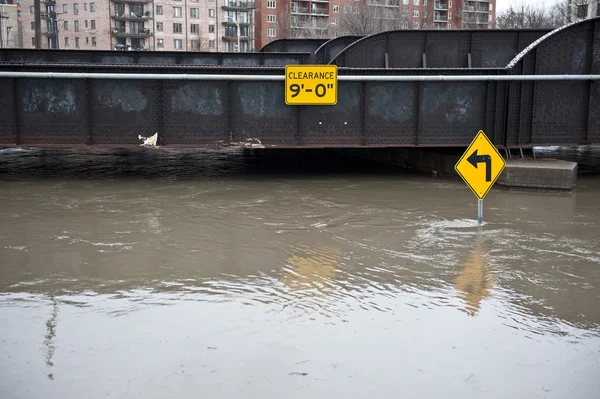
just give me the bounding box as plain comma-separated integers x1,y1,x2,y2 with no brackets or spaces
496,0,561,12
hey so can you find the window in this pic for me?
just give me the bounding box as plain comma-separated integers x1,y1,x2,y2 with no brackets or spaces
90,2,95,12
74,4,79,15
29,5,33,13
448,12,451,18
402,0,408,4
64,37,69,47
448,0,452,7
402,9,408,16
413,10,419,17
174,39,183,49
413,21,419,28
333,5,338,12
63,4,68,13
190,8,199,18
157,38,164,47
92,37,96,46
173,7,182,17
191,39,199,49
267,28,275,37
209,9,214,17
448,24,451,29
209,39,215,48
413,0,419,4
267,14,276,22
84,20,88,28
84,3,87,10
208,24,215,32
489,3,492,11
32,37,35,46
64,21,69,30
74,20,79,32
75,37,80,48
239,11,249,23
156,5,163,15
267,0,276,8
31,22,35,30
191,24,199,33
332,18,337,24
86,37,89,44
344,5,351,12
488,14,492,21
156,22,163,31
91,20,96,29
173,23,182,33
577,4,588,19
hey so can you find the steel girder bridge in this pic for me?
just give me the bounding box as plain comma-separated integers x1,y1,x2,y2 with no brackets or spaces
0,18,598,150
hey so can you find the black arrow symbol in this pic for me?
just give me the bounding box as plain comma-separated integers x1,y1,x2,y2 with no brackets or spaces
467,150,492,182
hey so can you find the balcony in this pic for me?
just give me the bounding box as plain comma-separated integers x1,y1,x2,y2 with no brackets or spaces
291,7,310,14
434,2,448,10
476,8,488,13
311,0,330,3
110,0,153,3
463,5,475,12
43,30,58,36
114,43,150,51
40,11,57,19
222,35,251,41
221,1,255,10
312,8,328,16
112,27,153,37
41,0,56,4
434,14,447,22
112,12,153,21
368,0,399,6
221,20,252,26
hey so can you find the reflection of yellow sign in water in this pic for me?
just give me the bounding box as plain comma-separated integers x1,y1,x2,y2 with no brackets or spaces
280,245,339,295
455,130,506,200
454,248,495,316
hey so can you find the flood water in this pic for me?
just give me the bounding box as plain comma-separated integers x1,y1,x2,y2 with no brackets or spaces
1,147,600,399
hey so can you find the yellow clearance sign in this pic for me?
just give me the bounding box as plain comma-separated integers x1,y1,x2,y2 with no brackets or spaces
455,130,506,200
285,65,337,106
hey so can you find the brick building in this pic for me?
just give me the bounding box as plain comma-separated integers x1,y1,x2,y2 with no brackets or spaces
20,0,256,51
255,0,496,50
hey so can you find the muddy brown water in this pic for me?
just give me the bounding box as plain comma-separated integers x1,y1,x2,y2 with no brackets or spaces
1,147,599,399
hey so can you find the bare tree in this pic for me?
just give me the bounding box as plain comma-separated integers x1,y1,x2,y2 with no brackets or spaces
338,1,436,36
497,0,594,30
496,3,554,29
191,32,210,51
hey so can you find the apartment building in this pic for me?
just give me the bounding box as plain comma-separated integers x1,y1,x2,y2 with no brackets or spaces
255,0,496,50
1,2,21,48
255,0,350,49
20,0,256,51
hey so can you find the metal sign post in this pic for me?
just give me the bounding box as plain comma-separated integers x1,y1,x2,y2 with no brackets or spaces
455,130,506,225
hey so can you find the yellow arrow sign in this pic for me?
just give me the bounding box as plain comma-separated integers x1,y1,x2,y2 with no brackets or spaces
455,130,506,200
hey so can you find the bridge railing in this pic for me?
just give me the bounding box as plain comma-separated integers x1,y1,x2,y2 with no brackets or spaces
0,49,311,67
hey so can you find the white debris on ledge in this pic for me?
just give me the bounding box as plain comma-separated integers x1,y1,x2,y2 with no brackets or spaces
138,132,158,147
